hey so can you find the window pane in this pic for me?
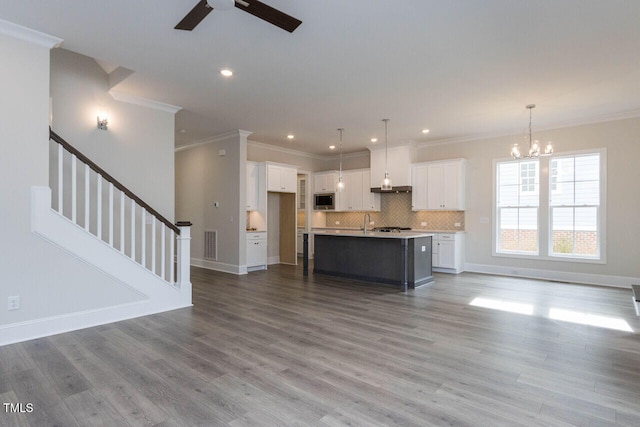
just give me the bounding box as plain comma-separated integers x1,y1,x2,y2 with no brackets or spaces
517,208,538,252
550,182,574,206
498,163,518,186
575,207,598,256
552,158,574,183
498,208,518,251
575,181,599,205
575,155,599,181
552,207,574,254
520,184,539,206
498,185,518,207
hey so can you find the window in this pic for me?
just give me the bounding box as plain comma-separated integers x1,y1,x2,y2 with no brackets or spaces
494,149,605,262
496,160,539,254
549,154,601,259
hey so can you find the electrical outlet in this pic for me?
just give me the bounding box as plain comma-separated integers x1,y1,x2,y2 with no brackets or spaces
421,222,427,227
8,296,20,311
335,221,340,225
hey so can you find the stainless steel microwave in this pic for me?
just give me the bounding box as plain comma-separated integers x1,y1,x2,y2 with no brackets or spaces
314,193,335,210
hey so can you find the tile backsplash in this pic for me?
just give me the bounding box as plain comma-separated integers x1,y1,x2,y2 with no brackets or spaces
325,192,465,230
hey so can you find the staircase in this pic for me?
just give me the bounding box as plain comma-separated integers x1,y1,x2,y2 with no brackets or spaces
27,129,192,337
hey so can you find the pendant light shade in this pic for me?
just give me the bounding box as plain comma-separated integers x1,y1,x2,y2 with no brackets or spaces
336,128,345,192
381,119,392,191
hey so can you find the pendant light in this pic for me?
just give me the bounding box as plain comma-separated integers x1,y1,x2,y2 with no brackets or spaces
511,104,554,159
336,128,345,192
381,119,392,191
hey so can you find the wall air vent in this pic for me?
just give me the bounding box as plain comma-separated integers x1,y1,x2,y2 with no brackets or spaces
204,230,217,261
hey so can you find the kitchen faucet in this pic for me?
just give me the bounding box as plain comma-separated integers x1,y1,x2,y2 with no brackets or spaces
363,213,371,235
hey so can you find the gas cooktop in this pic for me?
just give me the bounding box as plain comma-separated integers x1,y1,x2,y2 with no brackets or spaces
372,227,412,233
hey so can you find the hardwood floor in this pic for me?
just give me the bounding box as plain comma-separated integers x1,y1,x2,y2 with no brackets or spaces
2,264,640,426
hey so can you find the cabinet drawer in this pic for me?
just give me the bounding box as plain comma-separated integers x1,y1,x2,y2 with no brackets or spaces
247,233,266,241
438,233,456,240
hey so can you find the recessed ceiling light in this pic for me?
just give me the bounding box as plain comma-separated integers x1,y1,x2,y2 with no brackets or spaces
329,145,336,150
220,69,233,77
287,134,294,140
422,129,430,134
370,138,378,143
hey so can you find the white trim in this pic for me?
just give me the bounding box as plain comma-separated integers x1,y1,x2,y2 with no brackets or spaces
191,257,246,275
464,263,637,289
0,18,63,48
247,139,326,160
176,130,253,152
109,90,182,113
419,110,640,148
0,300,191,347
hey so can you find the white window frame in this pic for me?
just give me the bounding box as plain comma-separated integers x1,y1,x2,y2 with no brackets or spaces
548,149,606,263
493,158,540,257
493,148,606,264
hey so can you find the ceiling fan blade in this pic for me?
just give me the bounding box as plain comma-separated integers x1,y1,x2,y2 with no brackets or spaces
235,0,302,33
175,0,214,31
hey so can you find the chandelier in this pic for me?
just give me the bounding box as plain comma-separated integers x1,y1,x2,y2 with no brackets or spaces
511,104,553,159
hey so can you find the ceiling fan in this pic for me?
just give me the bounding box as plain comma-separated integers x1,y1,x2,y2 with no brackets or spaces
175,0,302,33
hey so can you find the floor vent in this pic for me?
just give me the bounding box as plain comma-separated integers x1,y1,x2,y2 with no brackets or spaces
204,230,217,260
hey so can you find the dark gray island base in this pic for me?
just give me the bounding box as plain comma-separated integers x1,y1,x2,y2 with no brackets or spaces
309,232,433,291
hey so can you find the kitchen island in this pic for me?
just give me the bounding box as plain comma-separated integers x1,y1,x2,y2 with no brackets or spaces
304,230,434,291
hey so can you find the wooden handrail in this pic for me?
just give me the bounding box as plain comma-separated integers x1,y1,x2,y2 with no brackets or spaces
49,128,180,235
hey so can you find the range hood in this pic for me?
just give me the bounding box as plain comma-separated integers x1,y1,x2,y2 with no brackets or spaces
368,144,415,193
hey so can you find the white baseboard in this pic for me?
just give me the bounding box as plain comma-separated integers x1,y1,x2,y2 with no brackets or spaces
267,256,280,265
465,262,637,289
191,258,245,275
0,300,192,347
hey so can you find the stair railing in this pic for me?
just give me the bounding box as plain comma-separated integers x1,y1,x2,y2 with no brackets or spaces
49,128,191,288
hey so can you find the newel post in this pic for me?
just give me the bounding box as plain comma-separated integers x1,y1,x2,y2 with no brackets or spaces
176,221,192,292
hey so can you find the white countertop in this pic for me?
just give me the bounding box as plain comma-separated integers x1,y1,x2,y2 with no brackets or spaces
311,229,434,239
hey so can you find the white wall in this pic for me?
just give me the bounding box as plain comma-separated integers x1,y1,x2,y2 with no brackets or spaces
50,48,175,219
0,31,144,330
248,140,327,172
175,132,248,274
417,117,640,285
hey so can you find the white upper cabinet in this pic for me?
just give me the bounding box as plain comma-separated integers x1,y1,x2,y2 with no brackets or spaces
412,159,465,211
314,171,337,193
426,159,465,210
267,164,297,193
362,171,380,211
411,163,428,211
334,169,380,212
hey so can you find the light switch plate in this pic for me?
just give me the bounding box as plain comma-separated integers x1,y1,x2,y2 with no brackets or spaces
8,296,20,311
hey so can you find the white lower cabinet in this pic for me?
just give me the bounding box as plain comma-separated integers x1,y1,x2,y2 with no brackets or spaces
246,232,267,270
432,233,464,274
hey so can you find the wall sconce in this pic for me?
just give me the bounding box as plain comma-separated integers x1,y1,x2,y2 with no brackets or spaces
97,114,108,130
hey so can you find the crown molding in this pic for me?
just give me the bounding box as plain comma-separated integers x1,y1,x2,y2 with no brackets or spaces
0,19,62,48
247,140,327,160
109,90,182,113
419,108,640,148
175,130,253,152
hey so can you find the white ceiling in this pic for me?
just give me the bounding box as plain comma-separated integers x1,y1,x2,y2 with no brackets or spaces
2,1,639,154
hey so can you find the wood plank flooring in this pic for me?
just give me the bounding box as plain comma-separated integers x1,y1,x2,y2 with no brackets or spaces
2,264,640,426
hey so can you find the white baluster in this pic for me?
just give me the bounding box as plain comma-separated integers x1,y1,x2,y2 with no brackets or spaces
161,226,166,280
108,183,114,246
84,164,90,231
130,199,136,261
120,191,125,253
57,144,63,214
97,177,102,240
71,154,77,223
141,208,146,268
170,230,175,284
151,217,156,274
